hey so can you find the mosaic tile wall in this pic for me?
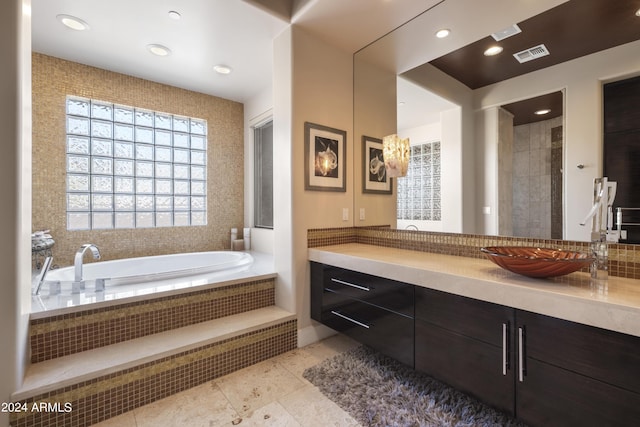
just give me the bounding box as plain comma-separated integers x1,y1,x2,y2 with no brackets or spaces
12,320,297,427
32,53,244,266
307,227,640,279
30,278,275,363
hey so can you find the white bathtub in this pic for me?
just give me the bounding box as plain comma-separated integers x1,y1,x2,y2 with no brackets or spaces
31,251,275,314
44,251,253,289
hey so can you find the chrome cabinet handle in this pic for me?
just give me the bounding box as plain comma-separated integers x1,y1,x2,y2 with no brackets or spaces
330,310,370,329
502,323,508,376
330,278,371,291
518,326,525,382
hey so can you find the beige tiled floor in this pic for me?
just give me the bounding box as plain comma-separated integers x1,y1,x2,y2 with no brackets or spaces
94,334,361,427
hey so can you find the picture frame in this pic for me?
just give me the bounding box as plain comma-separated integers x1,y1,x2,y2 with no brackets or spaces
304,122,347,192
362,135,392,194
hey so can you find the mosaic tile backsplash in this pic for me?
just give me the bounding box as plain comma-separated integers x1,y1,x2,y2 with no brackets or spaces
308,227,640,279
32,53,244,266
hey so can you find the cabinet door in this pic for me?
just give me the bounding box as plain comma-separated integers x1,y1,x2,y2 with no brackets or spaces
516,358,640,427
517,310,640,394
415,287,515,415
516,310,640,426
416,320,514,415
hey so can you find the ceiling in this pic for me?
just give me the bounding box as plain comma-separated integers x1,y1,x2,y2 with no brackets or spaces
31,0,438,103
429,0,640,90
400,0,640,127
31,0,640,125
502,91,563,126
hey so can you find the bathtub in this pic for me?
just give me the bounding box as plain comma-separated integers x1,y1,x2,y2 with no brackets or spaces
43,251,253,291
31,251,275,314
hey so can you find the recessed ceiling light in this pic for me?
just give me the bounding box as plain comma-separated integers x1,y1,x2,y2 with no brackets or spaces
435,29,450,39
147,44,171,57
56,14,90,31
484,46,503,56
398,101,406,107
636,8,640,17
213,65,232,75
535,109,551,115
168,10,181,20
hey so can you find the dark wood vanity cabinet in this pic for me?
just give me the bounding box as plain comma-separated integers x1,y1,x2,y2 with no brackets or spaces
515,311,640,427
415,286,640,426
310,262,415,367
414,287,516,415
310,262,640,426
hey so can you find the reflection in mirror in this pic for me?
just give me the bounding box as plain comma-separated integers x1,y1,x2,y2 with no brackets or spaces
396,77,456,232
353,0,640,243
498,91,564,239
396,80,565,240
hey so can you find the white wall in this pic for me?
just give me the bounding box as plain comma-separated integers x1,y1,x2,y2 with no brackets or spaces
474,40,640,242
401,63,475,233
273,26,354,346
353,54,398,227
474,106,500,235
1,1,32,424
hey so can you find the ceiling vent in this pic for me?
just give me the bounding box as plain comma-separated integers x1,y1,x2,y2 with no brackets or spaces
491,24,522,41
513,44,550,63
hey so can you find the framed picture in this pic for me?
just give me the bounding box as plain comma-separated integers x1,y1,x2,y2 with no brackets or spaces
304,122,347,192
362,135,392,194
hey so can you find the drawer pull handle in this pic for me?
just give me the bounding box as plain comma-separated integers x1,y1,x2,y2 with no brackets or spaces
502,322,509,376
330,278,371,291
518,326,526,382
330,310,370,329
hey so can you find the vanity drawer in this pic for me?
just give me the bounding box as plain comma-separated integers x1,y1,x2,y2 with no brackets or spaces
321,296,414,367
322,266,414,316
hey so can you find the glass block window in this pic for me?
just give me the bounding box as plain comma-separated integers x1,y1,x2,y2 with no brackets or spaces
396,141,441,221
65,96,207,230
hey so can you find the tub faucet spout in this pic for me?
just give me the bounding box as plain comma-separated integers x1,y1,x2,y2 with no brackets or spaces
74,244,101,284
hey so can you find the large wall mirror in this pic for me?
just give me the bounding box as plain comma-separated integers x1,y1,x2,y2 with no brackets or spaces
353,0,640,243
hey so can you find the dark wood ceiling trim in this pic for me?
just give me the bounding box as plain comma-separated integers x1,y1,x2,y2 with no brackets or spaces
502,91,563,126
429,0,640,90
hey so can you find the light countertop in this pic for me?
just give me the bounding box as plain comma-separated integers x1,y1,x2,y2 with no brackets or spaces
308,243,640,338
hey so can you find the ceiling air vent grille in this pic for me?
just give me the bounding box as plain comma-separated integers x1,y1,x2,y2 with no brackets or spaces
513,44,550,63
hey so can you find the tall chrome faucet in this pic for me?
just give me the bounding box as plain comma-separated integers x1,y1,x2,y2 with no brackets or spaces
580,178,617,281
74,244,101,288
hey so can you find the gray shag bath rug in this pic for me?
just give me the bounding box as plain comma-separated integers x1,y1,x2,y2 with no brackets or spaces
303,345,526,427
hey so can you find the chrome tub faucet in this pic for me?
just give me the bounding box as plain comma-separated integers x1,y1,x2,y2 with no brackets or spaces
73,244,101,293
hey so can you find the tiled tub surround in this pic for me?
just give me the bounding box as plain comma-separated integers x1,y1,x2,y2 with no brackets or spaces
30,251,276,362
308,227,640,280
308,243,640,338
13,251,297,427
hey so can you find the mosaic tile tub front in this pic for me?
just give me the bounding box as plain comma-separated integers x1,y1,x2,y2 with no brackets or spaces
30,278,276,363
